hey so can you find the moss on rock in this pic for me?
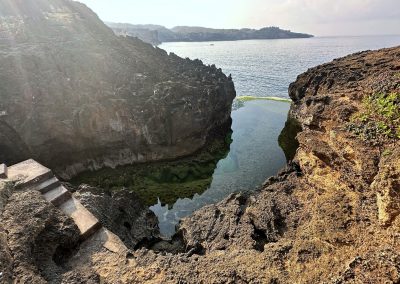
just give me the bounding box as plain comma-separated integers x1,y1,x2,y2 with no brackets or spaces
71,132,232,207
347,92,400,143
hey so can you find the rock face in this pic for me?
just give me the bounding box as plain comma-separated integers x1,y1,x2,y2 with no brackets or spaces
0,188,99,283
1,35,399,283
73,184,160,250
0,0,235,179
84,47,400,283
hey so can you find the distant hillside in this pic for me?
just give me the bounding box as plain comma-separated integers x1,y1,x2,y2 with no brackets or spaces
107,23,161,45
106,23,313,45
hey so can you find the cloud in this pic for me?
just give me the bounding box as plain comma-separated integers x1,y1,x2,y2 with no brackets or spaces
231,0,400,35
289,0,400,22
79,0,400,36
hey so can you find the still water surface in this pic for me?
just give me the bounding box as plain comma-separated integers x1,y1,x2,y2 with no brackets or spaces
150,100,289,236
161,36,400,98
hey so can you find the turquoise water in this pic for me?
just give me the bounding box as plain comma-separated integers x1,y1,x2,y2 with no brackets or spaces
152,36,400,237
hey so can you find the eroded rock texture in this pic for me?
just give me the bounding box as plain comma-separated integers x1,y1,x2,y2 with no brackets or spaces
1,7,399,281
0,0,235,179
88,47,400,283
0,188,99,283
73,184,159,250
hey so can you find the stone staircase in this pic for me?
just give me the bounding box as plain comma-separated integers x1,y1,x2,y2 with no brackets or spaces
3,159,127,253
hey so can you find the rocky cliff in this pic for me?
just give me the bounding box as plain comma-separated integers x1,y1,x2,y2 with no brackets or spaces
1,38,399,284
82,47,398,283
0,0,235,179
106,23,313,45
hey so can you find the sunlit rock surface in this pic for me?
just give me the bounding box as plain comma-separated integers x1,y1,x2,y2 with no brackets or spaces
87,47,400,283
0,0,235,178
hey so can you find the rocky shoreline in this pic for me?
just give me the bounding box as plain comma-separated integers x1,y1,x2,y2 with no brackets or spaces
1,46,399,283
0,0,399,282
85,47,399,283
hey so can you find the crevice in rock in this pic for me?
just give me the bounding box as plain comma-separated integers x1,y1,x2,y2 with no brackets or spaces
123,222,132,231
52,243,80,266
186,243,206,256
251,224,269,252
137,230,187,255
133,237,161,251
272,203,288,236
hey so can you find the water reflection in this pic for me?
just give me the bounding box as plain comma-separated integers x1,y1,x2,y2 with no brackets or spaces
71,127,231,208
151,100,290,237
278,116,302,161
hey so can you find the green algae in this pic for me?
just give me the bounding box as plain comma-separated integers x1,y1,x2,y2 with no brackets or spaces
72,132,232,207
233,96,291,110
237,96,292,103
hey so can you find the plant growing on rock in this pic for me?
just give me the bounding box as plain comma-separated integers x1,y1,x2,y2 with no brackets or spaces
347,92,400,142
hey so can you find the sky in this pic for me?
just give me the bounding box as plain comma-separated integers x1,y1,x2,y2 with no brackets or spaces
77,0,400,36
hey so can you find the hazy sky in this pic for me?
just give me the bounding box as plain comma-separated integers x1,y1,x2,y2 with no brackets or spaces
78,0,400,36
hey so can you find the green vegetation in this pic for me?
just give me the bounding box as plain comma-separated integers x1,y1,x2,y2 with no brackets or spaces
347,92,400,142
72,133,232,207
238,96,292,103
382,149,393,157
233,96,291,110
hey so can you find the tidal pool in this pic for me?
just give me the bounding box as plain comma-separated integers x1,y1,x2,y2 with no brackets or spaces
73,99,291,238
151,99,290,237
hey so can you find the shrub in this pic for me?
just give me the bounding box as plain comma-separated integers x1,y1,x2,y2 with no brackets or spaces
348,92,400,141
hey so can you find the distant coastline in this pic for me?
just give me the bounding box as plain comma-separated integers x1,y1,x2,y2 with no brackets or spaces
106,23,313,45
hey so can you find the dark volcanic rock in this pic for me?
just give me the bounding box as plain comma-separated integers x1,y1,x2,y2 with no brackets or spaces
0,0,235,178
73,184,159,250
0,230,12,283
0,189,98,282
178,186,298,254
178,164,300,254
1,43,400,284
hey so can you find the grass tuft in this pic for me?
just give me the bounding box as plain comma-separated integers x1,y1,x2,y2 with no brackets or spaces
347,92,400,142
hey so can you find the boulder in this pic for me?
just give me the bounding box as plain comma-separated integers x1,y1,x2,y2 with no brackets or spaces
73,184,160,249
1,189,98,282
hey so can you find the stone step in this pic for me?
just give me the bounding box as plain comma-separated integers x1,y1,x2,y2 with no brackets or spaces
59,197,102,240
89,227,128,254
43,186,72,207
7,159,53,189
36,177,61,194
0,164,7,179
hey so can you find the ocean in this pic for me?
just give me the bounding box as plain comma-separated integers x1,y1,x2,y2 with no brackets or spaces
160,35,400,98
